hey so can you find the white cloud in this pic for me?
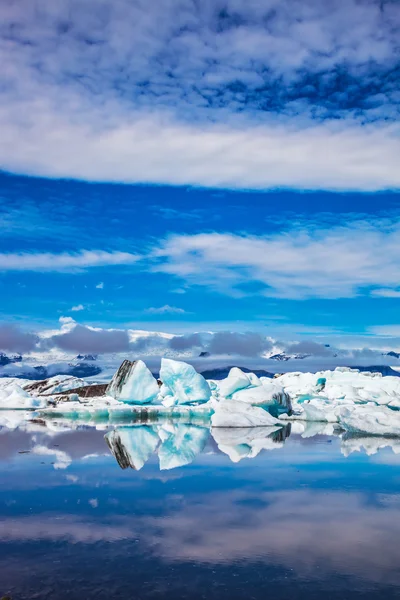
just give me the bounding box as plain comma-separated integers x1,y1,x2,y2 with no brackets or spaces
153,219,400,299
1,109,399,191
371,289,400,298
71,304,85,312
0,0,399,190
0,251,138,272
96,282,104,289
145,305,186,315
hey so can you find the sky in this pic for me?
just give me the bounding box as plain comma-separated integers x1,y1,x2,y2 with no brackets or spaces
0,0,400,359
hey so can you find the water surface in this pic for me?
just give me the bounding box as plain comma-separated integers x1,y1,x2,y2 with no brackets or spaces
1,417,400,599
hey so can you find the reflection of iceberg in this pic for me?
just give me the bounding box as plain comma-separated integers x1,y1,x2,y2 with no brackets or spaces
212,425,291,462
105,424,209,471
341,433,400,456
158,424,209,470
105,426,159,470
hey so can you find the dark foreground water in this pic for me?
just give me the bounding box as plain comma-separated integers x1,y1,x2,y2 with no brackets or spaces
1,417,400,599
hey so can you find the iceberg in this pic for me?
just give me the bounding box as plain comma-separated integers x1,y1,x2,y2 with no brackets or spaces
0,383,46,409
338,405,400,436
231,381,291,410
106,360,159,404
160,358,211,404
158,423,209,470
211,399,282,428
105,426,159,470
216,367,255,397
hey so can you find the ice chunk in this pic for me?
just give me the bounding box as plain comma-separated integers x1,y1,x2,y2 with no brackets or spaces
106,360,159,404
231,381,291,411
216,367,253,397
160,358,211,404
0,384,46,409
211,399,282,428
158,424,209,470
278,368,400,410
338,405,400,436
105,426,159,470
23,375,86,395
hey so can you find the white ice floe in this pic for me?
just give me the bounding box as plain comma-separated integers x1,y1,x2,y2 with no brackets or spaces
0,383,47,409
231,381,290,407
338,405,400,436
211,399,282,428
160,358,211,404
277,367,400,407
106,360,159,404
216,367,257,397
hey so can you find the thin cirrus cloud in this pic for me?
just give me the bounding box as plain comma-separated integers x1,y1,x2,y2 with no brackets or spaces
0,250,139,272
0,0,399,191
153,219,400,299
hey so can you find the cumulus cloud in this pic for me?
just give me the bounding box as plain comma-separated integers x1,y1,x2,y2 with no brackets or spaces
49,324,131,354
71,304,85,312
0,251,139,272
0,324,38,353
146,305,186,315
153,219,400,299
0,0,399,190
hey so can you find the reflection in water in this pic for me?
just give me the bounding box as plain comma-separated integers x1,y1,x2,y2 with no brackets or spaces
105,423,291,470
1,415,400,599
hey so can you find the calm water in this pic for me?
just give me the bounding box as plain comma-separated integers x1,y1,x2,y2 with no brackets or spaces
1,416,400,599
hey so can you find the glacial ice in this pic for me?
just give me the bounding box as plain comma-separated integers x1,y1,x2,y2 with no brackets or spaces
160,358,211,404
211,399,282,428
2,359,400,436
0,383,47,409
106,360,159,404
231,381,290,408
216,367,256,397
338,405,400,437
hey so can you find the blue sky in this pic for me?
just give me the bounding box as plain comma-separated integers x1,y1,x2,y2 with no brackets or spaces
0,0,399,355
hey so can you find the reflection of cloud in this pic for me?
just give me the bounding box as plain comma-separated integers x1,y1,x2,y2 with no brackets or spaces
142,489,400,585
0,515,134,544
32,445,71,469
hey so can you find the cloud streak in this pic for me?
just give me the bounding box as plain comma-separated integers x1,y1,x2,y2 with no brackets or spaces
154,219,400,299
0,250,139,272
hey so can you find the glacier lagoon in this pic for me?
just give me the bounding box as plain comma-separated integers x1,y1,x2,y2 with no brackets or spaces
1,414,400,599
